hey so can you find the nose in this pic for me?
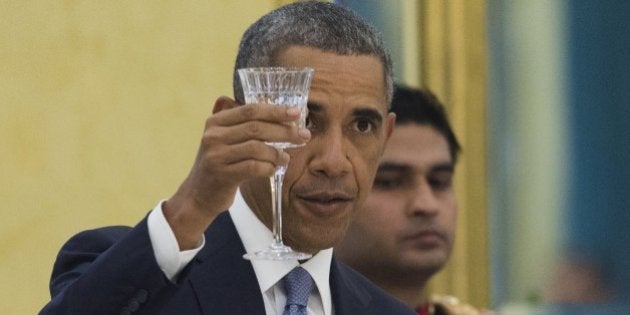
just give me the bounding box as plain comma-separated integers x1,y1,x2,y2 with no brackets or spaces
408,180,439,217
308,129,351,178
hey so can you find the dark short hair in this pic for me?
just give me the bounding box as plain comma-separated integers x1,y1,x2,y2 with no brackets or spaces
233,1,393,105
391,85,461,163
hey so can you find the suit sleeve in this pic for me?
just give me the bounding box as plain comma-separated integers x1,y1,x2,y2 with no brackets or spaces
41,218,178,314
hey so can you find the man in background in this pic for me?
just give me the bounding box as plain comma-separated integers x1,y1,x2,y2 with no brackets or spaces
336,85,486,315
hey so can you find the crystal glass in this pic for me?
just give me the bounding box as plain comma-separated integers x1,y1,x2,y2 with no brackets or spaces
238,67,314,260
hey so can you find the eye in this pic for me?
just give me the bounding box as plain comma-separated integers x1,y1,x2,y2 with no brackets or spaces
353,118,374,133
305,115,312,129
428,174,453,191
373,177,401,190
373,173,409,190
305,114,317,131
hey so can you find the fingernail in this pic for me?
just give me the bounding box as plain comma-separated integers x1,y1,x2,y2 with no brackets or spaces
298,128,311,140
286,108,300,116
282,151,291,162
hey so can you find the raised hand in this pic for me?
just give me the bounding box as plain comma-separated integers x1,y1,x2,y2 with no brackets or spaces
163,96,311,249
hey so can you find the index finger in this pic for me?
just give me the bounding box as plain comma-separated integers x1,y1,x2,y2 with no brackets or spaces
213,102,301,127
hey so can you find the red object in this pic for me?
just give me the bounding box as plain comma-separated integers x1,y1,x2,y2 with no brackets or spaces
416,302,430,315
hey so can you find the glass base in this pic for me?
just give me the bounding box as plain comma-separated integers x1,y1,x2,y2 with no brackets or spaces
266,142,306,150
243,244,313,261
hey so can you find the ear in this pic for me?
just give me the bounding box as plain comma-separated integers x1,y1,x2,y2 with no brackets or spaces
213,96,239,114
384,112,396,143
379,112,396,155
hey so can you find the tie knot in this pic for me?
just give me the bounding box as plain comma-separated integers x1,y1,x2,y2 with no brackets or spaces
283,267,314,308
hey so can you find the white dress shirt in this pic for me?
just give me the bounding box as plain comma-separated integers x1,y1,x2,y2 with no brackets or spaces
147,189,334,315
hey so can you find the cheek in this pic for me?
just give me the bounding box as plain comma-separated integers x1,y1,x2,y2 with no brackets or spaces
446,198,458,220
440,199,458,236
283,151,309,185
351,148,382,192
363,140,386,167
356,194,402,230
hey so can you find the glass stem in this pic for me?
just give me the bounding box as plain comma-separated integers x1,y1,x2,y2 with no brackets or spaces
270,163,286,248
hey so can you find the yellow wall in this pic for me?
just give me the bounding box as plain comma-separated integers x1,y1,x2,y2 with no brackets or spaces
0,1,276,313
419,0,490,308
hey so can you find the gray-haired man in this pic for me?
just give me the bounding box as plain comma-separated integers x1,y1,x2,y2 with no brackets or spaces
42,2,413,314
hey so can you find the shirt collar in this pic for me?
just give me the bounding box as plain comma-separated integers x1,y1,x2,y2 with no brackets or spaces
229,188,333,313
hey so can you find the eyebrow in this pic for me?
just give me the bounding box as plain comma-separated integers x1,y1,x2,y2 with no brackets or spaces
377,162,411,173
307,102,322,113
353,108,383,125
377,161,454,173
431,163,455,173
307,102,383,124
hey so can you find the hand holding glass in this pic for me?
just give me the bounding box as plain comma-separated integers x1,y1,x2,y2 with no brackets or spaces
238,67,314,260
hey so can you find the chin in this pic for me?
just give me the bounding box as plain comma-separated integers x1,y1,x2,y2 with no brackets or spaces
286,227,343,253
406,253,449,270
305,232,342,250
294,215,350,246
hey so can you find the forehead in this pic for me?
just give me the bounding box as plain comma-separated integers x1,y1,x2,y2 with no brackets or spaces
274,45,387,113
381,124,452,167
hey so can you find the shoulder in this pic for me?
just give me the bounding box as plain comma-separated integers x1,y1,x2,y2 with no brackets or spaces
332,258,415,314
430,295,490,315
50,225,138,296
61,225,133,251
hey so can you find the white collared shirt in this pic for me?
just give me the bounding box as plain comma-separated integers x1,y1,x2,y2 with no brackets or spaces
147,189,334,315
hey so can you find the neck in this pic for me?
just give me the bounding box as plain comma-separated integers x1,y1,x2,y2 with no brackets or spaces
367,270,431,309
382,282,428,309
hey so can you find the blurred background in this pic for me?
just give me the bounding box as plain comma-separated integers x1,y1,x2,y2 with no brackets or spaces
1,0,629,313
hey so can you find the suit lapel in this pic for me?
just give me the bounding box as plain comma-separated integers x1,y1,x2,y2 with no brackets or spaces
183,213,381,314
187,212,266,315
329,258,372,314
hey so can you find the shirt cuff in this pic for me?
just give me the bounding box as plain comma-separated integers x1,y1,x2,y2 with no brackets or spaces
147,200,205,282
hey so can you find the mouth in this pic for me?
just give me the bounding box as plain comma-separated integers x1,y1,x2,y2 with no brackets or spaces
296,192,354,217
403,228,447,248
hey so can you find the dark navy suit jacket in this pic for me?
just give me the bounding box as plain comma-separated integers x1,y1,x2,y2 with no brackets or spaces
41,212,414,314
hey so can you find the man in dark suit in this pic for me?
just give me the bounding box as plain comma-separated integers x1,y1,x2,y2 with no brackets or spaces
41,1,414,314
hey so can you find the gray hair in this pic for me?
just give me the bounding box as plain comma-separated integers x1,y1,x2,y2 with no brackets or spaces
233,1,393,106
